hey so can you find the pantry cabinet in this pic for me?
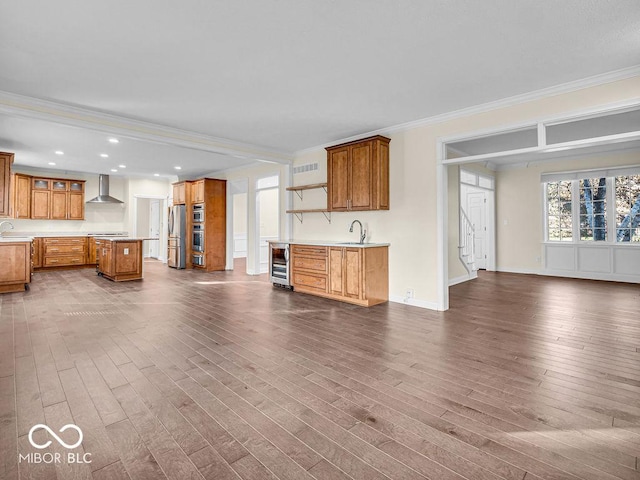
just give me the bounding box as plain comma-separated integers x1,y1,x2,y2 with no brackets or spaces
326,135,390,212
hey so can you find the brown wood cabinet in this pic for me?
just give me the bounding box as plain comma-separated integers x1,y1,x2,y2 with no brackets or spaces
188,178,226,272
11,173,31,218
27,177,85,220
41,237,87,267
31,237,42,268
173,182,187,205
88,237,98,264
290,245,329,294
192,179,205,203
0,152,14,218
0,240,31,293
291,243,388,306
326,135,390,211
97,239,143,281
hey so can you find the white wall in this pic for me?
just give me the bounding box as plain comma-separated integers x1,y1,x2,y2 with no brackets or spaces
292,75,640,309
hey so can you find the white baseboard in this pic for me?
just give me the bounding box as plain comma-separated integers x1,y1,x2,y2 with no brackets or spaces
389,295,440,311
495,267,541,275
542,269,640,284
448,271,477,286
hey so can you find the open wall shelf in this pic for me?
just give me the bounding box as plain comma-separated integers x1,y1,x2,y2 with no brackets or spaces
286,183,330,223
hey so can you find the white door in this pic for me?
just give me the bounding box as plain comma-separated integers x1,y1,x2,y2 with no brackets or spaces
468,191,487,269
148,200,161,258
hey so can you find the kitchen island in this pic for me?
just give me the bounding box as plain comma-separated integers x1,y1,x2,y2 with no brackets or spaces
95,237,148,282
0,236,33,292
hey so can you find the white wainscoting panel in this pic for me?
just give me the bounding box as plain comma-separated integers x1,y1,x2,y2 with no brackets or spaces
544,243,640,283
545,244,575,271
577,246,610,273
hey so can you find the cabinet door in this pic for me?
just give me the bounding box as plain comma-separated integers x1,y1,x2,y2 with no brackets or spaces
349,142,373,210
0,153,13,218
32,238,42,268
328,247,344,296
88,238,97,264
101,245,113,276
51,191,68,220
327,147,349,211
68,193,84,220
115,242,140,275
31,190,50,219
173,183,186,205
13,174,31,219
343,248,362,299
193,180,205,203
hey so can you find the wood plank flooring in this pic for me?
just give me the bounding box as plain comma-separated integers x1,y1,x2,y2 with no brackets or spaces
1,261,639,480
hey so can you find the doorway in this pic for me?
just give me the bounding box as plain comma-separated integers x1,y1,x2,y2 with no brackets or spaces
255,174,279,274
133,195,168,262
460,168,495,272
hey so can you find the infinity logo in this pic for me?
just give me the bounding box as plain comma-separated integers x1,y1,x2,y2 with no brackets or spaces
28,424,83,450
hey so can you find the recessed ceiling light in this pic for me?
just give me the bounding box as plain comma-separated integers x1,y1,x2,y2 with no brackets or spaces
110,169,118,172
153,173,160,177
100,153,109,158
55,151,64,155
174,166,182,170
108,138,119,144
48,162,56,166
118,164,126,169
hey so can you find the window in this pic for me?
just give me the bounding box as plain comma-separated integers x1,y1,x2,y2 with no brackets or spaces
615,175,640,242
579,177,607,241
546,181,572,241
544,169,640,244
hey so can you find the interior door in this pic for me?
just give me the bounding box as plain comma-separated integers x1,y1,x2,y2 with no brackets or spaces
468,191,487,269
149,200,160,258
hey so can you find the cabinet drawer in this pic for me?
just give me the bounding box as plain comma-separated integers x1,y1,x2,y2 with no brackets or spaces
293,272,327,293
44,244,86,255
43,237,87,246
43,255,85,267
292,255,327,273
291,245,327,257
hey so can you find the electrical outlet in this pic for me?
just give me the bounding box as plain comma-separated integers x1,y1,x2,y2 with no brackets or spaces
536,256,541,263
405,289,414,299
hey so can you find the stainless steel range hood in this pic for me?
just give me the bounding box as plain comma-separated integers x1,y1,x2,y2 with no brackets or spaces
86,175,124,204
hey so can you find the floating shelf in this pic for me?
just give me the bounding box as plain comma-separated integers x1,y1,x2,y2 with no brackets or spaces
286,182,327,200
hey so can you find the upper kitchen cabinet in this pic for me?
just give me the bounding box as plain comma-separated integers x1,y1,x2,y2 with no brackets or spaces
0,152,14,218
30,176,85,220
326,135,390,211
191,179,205,204
172,181,187,205
11,173,31,219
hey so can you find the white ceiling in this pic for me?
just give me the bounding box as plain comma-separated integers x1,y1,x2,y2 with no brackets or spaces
1,0,639,176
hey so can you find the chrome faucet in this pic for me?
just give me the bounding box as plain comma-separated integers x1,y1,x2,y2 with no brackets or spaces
0,221,14,236
349,219,366,244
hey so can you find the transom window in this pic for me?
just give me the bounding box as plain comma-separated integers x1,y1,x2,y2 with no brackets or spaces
544,169,640,244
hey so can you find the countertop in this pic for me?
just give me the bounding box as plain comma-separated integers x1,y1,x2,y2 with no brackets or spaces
0,232,129,238
268,239,390,248
94,237,158,242
0,236,33,243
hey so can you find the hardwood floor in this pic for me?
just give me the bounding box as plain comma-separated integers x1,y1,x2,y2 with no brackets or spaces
1,263,639,480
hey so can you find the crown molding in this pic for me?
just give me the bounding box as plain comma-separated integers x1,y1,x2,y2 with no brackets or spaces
295,65,640,156
0,90,293,164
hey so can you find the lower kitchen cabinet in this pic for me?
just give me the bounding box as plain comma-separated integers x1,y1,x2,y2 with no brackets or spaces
0,240,32,293
291,243,388,306
41,237,87,267
97,239,143,281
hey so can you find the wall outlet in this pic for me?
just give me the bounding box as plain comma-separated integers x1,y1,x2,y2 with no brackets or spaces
124,248,129,255
405,289,414,301
535,256,541,263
